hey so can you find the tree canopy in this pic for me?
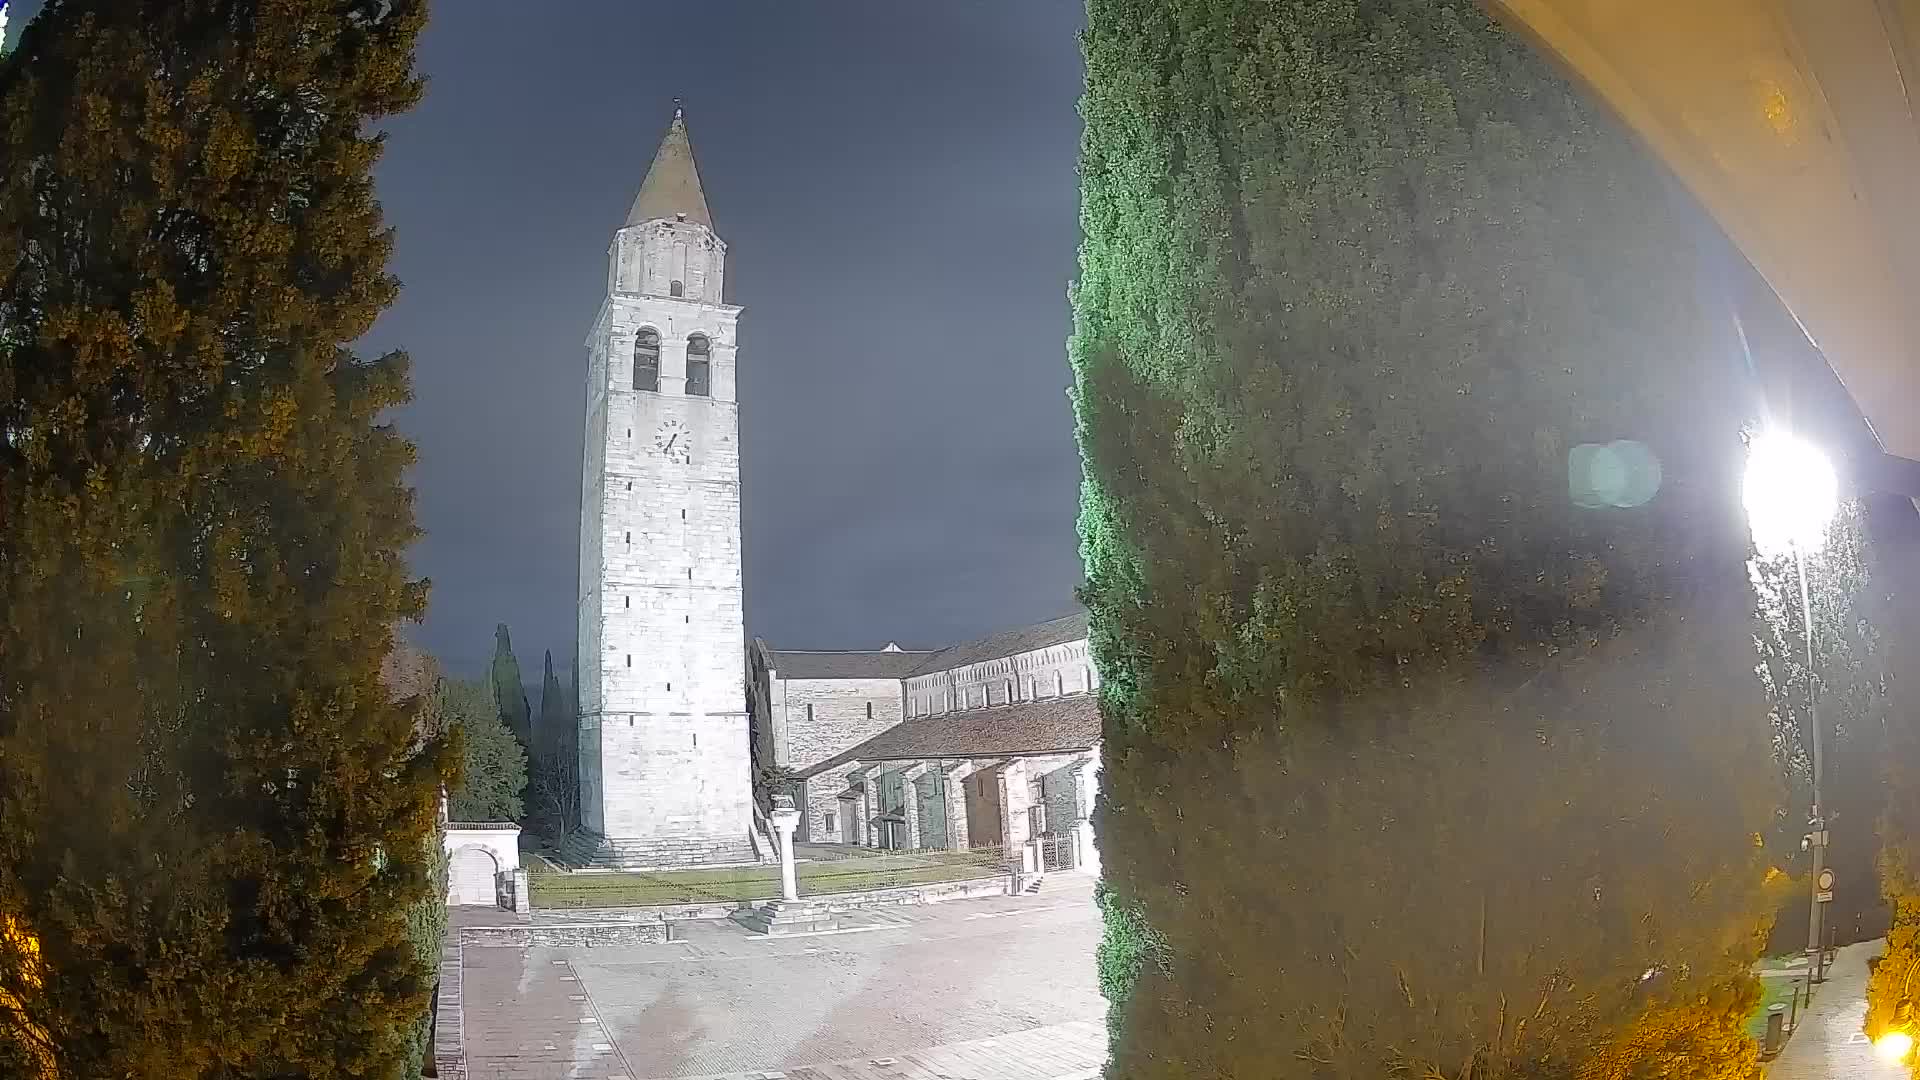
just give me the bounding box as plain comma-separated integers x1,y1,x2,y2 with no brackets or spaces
1071,2,1778,1076
444,676,527,824
0,1,446,1074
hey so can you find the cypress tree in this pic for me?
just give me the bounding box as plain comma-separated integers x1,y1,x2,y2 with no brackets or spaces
529,649,578,836
1071,2,1777,1076
0,1,447,1075
490,622,532,751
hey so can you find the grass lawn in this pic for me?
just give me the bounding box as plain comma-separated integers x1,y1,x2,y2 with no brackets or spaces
1745,975,1809,1041
529,848,1008,908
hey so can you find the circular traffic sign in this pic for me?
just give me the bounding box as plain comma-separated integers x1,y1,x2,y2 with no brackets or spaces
1818,868,1836,891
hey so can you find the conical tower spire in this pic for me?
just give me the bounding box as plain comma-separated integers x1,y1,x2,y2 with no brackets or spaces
625,100,713,229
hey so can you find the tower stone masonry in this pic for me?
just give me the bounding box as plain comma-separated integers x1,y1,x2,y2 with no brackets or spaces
567,106,755,868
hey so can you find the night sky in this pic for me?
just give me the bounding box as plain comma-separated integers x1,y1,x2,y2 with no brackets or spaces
8,1,1094,677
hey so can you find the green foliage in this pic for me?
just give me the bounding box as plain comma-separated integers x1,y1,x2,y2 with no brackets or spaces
399,836,450,1080
1072,1,1776,1076
1865,497,1920,1061
0,0,444,1075
490,622,533,750
444,677,528,823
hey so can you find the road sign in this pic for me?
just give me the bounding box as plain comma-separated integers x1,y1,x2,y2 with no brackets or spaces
1817,890,1835,903
1818,868,1836,891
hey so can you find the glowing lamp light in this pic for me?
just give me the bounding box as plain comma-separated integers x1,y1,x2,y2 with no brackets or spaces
1742,431,1838,557
1875,1030,1913,1061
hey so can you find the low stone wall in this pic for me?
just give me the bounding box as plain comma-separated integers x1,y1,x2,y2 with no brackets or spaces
458,920,669,948
799,875,1010,911
432,933,466,1079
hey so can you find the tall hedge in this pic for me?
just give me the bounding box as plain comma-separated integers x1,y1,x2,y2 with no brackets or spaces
1070,3,1777,1077
0,1,447,1074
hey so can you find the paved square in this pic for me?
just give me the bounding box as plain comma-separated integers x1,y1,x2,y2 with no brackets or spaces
460,878,1105,1080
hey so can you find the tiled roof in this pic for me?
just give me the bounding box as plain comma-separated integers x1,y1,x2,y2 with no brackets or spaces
797,693,1101,778
907,611,1089,677
768,649,937,681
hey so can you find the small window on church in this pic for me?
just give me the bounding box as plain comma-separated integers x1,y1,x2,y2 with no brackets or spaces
670,280,684,297
634,329,660,392
686,335,711,397
806,704,813,723
866,701,873,719
824,811,837,834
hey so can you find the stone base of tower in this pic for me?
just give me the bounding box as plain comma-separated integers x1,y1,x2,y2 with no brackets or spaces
556,828,758,871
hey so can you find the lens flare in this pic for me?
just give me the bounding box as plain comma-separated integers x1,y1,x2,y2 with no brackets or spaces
1743,431,1838,557
1874,1030,1913,1061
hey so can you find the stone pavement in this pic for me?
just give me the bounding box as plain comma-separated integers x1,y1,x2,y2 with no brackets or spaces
1768,939,1903,1079
665,1021,1105,1080
460,877,1103,1080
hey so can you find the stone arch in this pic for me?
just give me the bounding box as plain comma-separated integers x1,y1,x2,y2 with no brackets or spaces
447,844,502,906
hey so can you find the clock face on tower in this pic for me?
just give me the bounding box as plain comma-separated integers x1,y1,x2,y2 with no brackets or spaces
653,418,691,464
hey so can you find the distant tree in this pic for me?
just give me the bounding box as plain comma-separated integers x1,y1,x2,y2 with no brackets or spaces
444,678,526,824
1749,501,1891,950
0,1,445,1076
1072,1,1775,1077
490,623,533,751
527,650,579,837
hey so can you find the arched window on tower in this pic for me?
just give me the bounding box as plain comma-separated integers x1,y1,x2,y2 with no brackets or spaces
670,280,685,297
634,329,660,392
686,334,712,397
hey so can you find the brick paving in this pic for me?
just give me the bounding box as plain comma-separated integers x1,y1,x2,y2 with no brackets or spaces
1767,939,1904,1079
460,878,1103,1080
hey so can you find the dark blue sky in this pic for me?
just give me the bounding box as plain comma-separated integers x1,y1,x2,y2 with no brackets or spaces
8,2,1093,677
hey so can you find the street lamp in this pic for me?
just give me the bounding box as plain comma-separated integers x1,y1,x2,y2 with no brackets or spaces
1743,430,1839,983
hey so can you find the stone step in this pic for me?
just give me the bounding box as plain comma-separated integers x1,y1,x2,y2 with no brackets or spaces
555,829,759,870
735,900,855,936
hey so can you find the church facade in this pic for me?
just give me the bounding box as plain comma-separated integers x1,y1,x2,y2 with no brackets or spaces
571,109,1101,875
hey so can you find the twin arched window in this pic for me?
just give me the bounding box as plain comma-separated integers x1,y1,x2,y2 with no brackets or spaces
632,329,710,396
633,329,660,392
686,335,711,397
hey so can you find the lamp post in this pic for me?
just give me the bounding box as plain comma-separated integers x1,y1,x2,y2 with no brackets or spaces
1743,431,1839,984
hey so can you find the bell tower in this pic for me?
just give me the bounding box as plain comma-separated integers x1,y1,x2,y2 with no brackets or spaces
571,104,753,867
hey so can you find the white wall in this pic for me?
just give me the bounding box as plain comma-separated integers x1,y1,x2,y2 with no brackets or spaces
445,825,520,907
904,638,1098,718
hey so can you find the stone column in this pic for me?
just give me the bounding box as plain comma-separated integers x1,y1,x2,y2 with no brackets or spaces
900,763,928,850
997,759,1032,886
771,795,801,901
854,782,872,848
943,761,976,851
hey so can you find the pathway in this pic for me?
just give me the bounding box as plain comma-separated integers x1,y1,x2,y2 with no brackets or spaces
1768,939,1903,1079
459,877,1103,1080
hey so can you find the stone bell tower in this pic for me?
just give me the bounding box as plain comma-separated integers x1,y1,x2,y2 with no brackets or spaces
568,104,754,868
